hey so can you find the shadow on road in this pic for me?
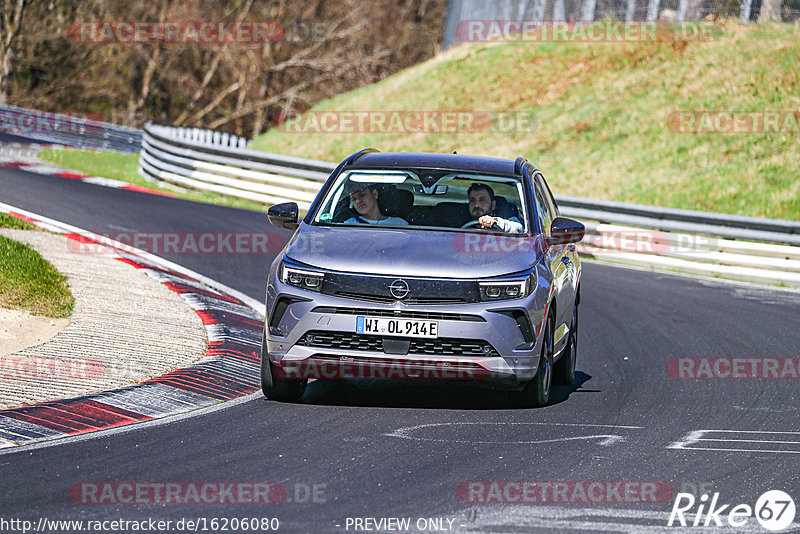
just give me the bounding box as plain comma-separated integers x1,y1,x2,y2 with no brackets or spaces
289,371,594,410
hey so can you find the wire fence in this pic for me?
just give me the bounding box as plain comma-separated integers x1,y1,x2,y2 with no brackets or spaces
442,0,799,48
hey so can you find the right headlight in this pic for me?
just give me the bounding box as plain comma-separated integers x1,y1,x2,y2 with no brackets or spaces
479,275,534,301
279,261,324,292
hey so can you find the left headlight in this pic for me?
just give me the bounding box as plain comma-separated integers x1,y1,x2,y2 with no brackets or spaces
280,261,324,292
479,276,533,301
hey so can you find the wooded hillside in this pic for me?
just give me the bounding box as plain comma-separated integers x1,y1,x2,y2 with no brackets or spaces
0,0,447,137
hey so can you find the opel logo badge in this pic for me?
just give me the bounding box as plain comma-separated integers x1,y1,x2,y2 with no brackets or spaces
389,279,410,299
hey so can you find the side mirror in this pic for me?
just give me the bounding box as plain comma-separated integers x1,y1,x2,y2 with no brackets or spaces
268,202,299,230
548,217,585,247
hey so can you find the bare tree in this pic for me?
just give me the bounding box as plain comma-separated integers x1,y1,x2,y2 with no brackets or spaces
0,0,28,105
759,0,782,20
4,0,448,135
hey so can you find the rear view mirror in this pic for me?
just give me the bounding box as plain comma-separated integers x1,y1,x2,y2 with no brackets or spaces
268,202,299,230
413,184,448,195
548,217,585,247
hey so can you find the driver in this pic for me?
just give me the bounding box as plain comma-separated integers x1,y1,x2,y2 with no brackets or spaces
344,182,408,225
466,183,523,233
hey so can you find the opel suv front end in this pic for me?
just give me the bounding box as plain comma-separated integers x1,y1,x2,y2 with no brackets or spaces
261,150,584,406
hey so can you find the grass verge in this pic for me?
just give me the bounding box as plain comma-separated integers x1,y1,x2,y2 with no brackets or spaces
0,216,74,317
0,213,35,230
251,21,800,221
37,148,269,212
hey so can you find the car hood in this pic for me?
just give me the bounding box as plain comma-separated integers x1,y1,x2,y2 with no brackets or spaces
285,224,543,279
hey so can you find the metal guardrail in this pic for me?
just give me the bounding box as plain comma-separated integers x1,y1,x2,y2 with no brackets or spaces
0,104,141,153
558,197,800,247
138,122,800,288
139,123,331,210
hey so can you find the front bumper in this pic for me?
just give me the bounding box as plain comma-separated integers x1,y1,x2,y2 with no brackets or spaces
265,276,550,386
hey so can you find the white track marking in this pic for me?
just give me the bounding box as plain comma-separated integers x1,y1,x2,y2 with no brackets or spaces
386,422,642,445
669,430,800,454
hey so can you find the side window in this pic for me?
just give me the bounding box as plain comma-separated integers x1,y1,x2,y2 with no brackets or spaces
533,177,552,236
538,173,559,217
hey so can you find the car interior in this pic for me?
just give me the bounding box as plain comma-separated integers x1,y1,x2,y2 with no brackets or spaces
331,184,521,228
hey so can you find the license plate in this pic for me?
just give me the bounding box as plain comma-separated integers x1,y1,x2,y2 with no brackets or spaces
356,316,438,338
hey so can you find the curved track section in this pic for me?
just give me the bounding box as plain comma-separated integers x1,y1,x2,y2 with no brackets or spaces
0,208,263,446
1,162,800,532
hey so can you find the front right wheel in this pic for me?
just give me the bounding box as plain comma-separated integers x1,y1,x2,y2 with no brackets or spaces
553,302,578,385
260,332,307,402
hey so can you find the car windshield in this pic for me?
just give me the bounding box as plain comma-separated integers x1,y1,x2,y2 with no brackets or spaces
312,169,529,233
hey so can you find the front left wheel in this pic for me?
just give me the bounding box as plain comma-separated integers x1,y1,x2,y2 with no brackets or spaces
516,313,553,408
260,332,307,402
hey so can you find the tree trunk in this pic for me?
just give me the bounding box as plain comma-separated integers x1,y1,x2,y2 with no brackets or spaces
758,0,781,21
0,0,27,105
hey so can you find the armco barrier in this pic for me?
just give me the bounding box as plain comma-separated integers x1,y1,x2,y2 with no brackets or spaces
135,122,800,288
139,123,331,211
0,104,141,153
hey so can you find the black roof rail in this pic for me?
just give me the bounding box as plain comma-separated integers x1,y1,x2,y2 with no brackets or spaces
343,148,379,166
514,156,528,175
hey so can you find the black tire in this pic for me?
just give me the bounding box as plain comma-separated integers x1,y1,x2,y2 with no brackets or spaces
260,332,307,402
553,302,578,385
518,313,553,407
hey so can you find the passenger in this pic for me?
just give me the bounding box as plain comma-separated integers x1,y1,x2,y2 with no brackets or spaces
343,182,408,225
466,183,523,233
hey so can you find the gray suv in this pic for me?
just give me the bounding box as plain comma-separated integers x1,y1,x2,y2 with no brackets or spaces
262,150,584,406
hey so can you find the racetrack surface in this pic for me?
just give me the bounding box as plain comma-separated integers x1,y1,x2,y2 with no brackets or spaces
2,158,800,532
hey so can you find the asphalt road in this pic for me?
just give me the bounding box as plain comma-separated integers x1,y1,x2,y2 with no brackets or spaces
2,161,799,533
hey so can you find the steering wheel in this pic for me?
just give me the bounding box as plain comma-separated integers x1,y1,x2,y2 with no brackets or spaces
461,220,484,229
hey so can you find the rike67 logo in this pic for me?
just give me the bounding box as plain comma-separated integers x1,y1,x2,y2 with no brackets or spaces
668,490,796,531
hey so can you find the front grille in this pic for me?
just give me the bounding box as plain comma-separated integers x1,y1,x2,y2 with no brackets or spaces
409,338,500,357
297,330,501,358
311,306,485,322
298,331,382,352
333,292,468,305
320,272,481,304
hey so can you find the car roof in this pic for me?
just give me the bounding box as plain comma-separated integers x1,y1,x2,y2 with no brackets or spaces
346,152,519,176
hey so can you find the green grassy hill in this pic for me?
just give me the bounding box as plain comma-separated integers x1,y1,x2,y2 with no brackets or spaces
251,22,800,220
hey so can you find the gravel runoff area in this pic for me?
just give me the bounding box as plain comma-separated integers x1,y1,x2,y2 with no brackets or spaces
0,228,207,409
